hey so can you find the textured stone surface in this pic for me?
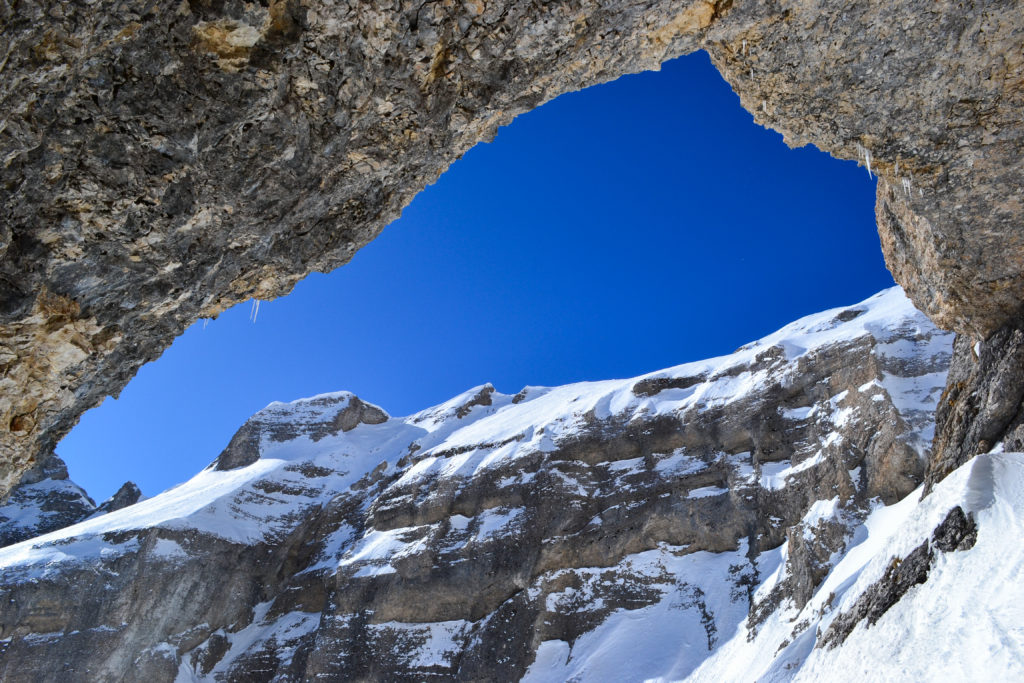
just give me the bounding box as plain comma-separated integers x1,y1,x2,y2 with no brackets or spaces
0,0,1021,495
95,480,143,515
0,452,141,547
819,505,977,649
929,323,1024,490
214,392,391,471
0,452,96,547
819,538,933,650
0,292,953,680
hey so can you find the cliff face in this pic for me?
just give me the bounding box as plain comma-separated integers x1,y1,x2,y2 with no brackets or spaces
0,452,96,548
0,452,140,548
1,0,1022,495
0,289,988,681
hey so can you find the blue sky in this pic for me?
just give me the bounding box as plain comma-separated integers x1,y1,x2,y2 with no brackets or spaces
60,51,892,501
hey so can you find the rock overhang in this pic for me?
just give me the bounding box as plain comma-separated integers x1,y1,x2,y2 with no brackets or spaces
0,0,1022,495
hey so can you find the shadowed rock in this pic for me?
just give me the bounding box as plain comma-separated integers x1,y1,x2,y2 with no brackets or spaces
96,481,143,515
0,453,96,547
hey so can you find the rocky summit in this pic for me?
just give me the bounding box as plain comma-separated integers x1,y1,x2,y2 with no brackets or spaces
3,288,1019,681
0,452,139,549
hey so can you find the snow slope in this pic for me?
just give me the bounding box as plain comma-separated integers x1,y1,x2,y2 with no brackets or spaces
689,451,1024,682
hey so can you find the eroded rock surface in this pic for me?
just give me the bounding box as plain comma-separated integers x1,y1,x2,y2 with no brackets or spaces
0,452,96,548
1,0,1021,495
0,289,961,680
819,504,977,650
95,480,143,515
0,451,140,547
929,322,1024,490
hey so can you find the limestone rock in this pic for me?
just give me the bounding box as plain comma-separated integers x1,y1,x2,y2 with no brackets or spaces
0,453,144,547
213,392,390,470
0,452,96,548
95,481,143,515
819,505,977,650
0,289,959,680
929,321,1024,490
1,0,1021,496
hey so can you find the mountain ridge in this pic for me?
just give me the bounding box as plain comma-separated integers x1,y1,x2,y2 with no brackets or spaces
4,287,1011,681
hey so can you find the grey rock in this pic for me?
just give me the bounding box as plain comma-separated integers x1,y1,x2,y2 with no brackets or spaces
931,505,977,553
0,0,1021,498
819,504,977,649
334,396,389,433
95,481,143,515
929,322,1024,491
0,293,955,680
0,452,96,548
819,539,933,650
214,392,390,470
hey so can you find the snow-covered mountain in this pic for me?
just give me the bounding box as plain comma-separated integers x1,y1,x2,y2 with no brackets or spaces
1,288,1016,681
0,452,140,549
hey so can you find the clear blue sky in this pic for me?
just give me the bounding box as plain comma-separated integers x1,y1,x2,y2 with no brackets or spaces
60,51,892,501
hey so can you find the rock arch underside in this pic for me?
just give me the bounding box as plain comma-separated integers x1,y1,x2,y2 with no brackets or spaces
0,0,1022,496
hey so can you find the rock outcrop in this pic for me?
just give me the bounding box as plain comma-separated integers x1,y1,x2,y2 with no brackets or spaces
95,480,144,516
0,289,981,681
929,320,1024,490
0,452,96,548
0,451,140,548
1,0,1021,495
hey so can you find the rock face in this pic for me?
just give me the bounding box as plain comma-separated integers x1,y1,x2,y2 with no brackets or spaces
929,320,1024,490
95,481,144,516
0,289,985,681
0,452,142,548
0,452,97,548
1,0,1021,495
213,394,391,471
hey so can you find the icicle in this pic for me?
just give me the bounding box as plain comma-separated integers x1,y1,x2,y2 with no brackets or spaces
901,177,912,197
762,100,767,113
749,68,754,79
742,39,747,55
894,160,900,177
203,318,209,330
855,143,873,179
250,299,260,323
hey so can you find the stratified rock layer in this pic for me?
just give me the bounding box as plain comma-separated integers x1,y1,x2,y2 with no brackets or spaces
1,0,1021,494
0,289,963,680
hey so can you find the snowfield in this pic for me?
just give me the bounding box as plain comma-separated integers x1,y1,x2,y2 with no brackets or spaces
520,452,1024,682
693,451,1024,682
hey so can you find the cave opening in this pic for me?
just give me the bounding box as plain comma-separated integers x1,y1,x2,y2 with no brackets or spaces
58,51,891,502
